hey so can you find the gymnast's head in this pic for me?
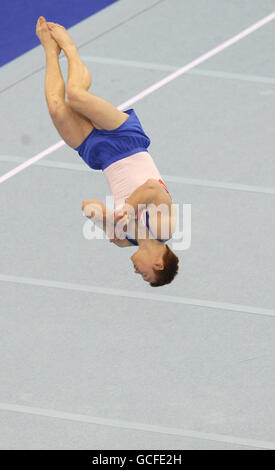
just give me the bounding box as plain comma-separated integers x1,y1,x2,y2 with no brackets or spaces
131,243,179,286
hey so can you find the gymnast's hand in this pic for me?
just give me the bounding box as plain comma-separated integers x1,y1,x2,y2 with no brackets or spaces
109,235,120,243
114,206,127,224
114,203,135,225
82,199,104,219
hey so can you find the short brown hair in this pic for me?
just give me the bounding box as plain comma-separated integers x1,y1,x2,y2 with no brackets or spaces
150,245,179,287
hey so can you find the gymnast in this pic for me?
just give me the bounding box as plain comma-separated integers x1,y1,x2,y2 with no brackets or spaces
36,16,179,286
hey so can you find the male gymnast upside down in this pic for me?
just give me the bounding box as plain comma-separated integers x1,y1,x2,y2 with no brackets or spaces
36,16,179,286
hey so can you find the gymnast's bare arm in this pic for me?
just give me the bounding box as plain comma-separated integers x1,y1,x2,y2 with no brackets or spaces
109,237,132,247
114,179,174,240
123,178,171,213
82,199,132,247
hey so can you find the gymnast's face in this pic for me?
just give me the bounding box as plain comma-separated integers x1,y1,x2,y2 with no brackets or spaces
131,247,164,283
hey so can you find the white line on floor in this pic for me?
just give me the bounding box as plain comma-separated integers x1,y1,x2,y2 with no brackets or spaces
0,274,274,318
0,402,274,449
190,68,275,85
1,155,275,195
78,55,177,72
0,155,89,172
117,12,275,110
0,142,65,184
163,175,275,195
79,56,275,85
1,11,274,184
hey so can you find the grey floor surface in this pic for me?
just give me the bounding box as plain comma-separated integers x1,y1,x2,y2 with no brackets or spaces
0,0,275,450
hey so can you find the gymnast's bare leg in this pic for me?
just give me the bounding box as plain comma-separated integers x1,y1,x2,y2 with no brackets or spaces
36,16,95,148
37,16,128,145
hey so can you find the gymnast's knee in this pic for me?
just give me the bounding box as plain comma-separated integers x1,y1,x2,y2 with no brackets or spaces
67,84,85,105
47,96,67,118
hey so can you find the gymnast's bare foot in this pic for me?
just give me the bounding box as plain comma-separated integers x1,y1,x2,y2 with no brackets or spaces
47,22,77,57
48,21,92,90
36,16,61,55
